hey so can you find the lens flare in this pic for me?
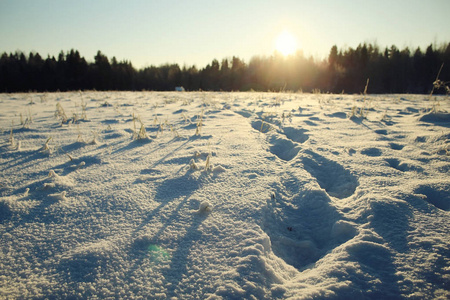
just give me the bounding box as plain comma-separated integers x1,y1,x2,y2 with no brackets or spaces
147,244,170,262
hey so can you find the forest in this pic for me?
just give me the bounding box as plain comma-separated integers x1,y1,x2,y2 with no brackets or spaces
1,42,449,94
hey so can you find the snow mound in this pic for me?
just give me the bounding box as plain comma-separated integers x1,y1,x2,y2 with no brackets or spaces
331,220,358,242
42,170,75,189
198,201,212,213
48,191,68,201
59,240,119,283
419,112,450,124
212,165,226,173
0,199,14,222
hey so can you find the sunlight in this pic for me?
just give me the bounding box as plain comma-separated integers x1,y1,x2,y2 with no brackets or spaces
275,30,298,56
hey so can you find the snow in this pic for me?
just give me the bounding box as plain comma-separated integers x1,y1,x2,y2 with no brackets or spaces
0,91,449,299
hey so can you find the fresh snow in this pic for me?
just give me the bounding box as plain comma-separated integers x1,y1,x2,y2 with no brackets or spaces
0,91,449,299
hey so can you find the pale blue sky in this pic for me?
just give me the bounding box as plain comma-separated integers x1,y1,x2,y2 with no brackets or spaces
1,0,449,69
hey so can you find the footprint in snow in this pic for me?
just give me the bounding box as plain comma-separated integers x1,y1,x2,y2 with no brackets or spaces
263,175,358,271
268,135,301,161
361,147,382,157
414,184,450,211
283,127,309,144
301,150,358,199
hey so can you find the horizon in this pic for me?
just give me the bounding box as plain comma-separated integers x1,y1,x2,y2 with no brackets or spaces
1,0,450,69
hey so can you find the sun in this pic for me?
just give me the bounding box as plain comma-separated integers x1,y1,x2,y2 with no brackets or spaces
275,30,298,56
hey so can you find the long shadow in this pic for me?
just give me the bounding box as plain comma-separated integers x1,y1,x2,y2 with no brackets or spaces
109,137,153,156
109,137,191,169
61,140,90,152
130,168,201,238
0,147,49,172
53,177,198,295
125,196,190,295
131,170,200,240
125,169,205,295
52,154,102,176
164,212,208,298
349,116,373,130
153,170,201,202
16,187,66,225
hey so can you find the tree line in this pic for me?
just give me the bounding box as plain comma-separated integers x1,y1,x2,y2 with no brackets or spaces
1,42,449,94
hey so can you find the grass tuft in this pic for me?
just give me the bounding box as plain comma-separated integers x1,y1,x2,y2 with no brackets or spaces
204,154,212,171
195,110,204,136
9,122,15,148
41,137,53,154
429,63,448,113
137,123,148,140
55,103,68,124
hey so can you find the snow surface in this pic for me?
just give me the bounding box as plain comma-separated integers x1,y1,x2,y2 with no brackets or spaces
0,91,449,299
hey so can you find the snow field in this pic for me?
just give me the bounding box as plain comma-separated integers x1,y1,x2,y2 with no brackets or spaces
0,91,449,299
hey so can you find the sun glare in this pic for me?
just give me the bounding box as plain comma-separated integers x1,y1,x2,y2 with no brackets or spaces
275,31,298,56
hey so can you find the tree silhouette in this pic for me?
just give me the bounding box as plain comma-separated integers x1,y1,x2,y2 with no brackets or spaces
0,42,449,93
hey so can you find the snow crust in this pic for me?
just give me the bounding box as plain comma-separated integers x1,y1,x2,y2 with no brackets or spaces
0,91,449,299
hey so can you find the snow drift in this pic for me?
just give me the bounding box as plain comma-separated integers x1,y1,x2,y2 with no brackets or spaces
0,91,448,299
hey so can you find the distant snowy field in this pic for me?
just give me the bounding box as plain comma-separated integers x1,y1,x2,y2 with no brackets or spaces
0,91,449,299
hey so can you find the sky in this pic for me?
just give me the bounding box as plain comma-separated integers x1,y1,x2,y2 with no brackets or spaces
1,0,449,69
